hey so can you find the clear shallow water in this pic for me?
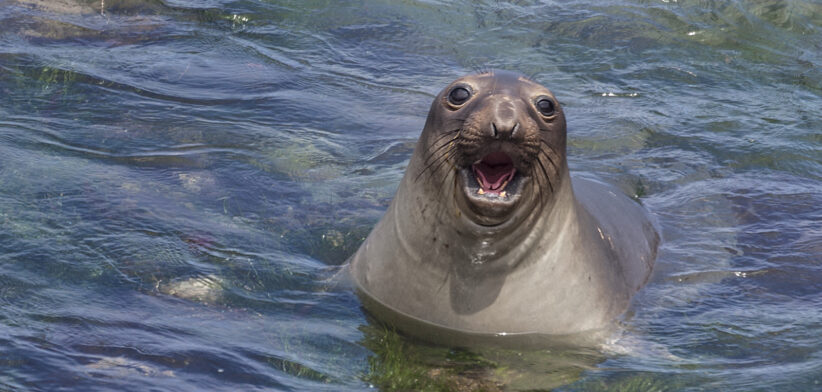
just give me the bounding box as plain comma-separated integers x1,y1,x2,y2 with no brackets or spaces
0,0,820,390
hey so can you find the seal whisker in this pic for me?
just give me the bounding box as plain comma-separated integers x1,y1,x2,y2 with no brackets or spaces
535,154,555,196
416,143,456,183
538,145,561,174
431,128,460,146
437,154,457,193
423,134,459,166
430,148,456,179
530,166,545,207
530,164,545,206
427,148,456,193
539,139,562,160
417,131,460,181
531,162,553,207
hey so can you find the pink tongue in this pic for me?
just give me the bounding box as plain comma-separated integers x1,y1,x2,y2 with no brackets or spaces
472,152,516,193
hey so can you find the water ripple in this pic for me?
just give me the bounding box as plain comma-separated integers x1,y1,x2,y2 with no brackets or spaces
1,0,821,391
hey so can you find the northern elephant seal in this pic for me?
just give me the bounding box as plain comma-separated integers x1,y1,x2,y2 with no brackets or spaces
348,71,659,345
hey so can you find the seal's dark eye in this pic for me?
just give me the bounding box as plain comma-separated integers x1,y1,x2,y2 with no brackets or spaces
536,98,555,116
448,87,471,106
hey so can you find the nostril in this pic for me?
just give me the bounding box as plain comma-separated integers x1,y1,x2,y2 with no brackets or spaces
491,121,518,139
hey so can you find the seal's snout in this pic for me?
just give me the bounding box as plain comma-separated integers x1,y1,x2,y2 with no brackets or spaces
490,99,519,139
472,152,516,195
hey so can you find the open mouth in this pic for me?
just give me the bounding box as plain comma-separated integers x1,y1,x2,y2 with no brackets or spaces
457,150,528,223
471,151,516,197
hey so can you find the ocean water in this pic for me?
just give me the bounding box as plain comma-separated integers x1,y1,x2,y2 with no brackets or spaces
1,0,820,391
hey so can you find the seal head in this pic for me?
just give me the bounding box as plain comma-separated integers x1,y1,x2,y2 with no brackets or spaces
420,71,566,226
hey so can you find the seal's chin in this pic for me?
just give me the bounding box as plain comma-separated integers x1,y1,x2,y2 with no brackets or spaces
458,151,527,224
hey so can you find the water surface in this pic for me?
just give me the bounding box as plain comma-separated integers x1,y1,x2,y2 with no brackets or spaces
1,0,821,390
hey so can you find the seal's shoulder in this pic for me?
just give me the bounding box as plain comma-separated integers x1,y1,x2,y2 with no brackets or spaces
571,176,659,290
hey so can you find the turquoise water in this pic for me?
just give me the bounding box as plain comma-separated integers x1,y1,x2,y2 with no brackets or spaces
1,0,820,390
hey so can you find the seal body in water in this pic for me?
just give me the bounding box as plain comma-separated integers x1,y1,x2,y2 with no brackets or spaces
348,71,659,343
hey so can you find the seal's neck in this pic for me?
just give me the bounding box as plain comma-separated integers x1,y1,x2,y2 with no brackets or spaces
453,169,575,269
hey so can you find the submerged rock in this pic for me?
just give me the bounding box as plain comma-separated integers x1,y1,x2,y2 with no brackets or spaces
157,274,224,304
